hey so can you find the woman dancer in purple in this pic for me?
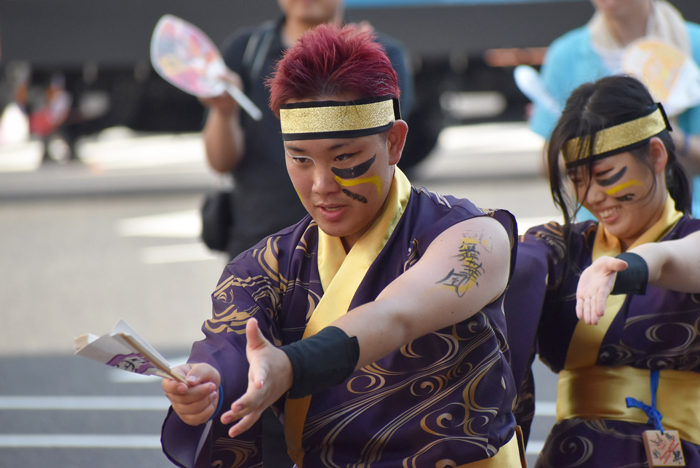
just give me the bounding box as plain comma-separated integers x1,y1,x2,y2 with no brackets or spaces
506,74,700,467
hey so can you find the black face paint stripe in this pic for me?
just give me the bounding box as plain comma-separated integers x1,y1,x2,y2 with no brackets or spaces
342,189,368,204
616,193,636,202
598,166,627,187
331,155,376,179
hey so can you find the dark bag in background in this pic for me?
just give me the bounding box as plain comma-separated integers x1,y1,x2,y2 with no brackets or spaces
200,190,233,252
198,25,274,253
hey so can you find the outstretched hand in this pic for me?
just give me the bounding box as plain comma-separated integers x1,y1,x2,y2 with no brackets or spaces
220,318,293,438
576,256,628,325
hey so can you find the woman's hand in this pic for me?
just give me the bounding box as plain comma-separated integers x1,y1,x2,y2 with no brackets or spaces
576,256,628,325
162,363,221,426
220,319,293,438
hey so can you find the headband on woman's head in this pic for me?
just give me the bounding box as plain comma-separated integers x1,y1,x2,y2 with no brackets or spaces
279,96,400,141
563,103,672,168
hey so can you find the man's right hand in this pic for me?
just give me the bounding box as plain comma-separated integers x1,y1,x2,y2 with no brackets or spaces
198,70,243,115
162,363,221,426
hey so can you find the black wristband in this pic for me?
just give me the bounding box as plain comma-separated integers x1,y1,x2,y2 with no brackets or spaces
611,252,649,296
280,326,360,399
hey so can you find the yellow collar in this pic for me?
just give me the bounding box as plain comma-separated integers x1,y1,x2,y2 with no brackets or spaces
316,167,412,295
284,167,412,466
592,194,683,261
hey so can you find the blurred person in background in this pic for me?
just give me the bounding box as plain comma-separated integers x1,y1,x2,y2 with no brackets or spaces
200,0,413,261
506,75,700,466
8,68,112,164
527,0,700,218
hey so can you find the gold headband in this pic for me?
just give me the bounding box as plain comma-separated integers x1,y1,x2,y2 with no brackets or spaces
563,106,669,167
279,97,398,141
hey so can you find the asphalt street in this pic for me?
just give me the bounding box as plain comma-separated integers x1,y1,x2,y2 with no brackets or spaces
0,123,561,468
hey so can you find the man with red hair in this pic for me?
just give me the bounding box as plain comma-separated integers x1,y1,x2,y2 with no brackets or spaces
200,0,413,260
162,25,522,468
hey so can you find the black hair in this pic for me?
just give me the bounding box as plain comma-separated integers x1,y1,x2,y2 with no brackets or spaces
547,75,691,254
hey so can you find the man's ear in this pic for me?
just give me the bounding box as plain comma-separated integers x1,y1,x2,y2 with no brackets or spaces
649,137,668,174
386,120,409,166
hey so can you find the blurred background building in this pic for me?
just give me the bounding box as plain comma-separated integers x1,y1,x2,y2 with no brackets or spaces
4,0,696,163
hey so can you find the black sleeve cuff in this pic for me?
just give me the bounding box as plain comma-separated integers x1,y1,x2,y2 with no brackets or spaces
611,252,649,296
280,326,360,399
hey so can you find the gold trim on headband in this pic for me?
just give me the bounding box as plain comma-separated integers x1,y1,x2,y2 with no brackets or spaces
563,107,667,165
280,99,395,136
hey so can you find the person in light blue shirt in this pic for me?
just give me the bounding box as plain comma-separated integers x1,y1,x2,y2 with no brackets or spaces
530,0,700,218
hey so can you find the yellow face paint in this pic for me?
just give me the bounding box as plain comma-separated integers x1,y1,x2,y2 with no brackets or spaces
605,179,643,196
334,175,382,197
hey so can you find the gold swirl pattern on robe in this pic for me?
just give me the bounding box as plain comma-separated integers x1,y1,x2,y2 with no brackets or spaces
205,230,321,340
206,225,323,466
598,310,700,371
536,419,646,468
401,339,426,360
404,238,421,272
211,436,258,468
300,312,512,467
517,222,575,274
536,420,597,468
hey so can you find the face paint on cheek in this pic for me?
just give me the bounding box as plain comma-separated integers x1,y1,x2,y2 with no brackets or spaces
331,154,382,197
616,193,636,202
342,189,368,204
598,166,627,187
294,188,304,204
331,155,376,179
605,179,643,196
334,175,382,197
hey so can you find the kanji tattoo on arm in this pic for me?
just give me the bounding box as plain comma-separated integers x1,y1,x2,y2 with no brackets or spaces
436,232,491,297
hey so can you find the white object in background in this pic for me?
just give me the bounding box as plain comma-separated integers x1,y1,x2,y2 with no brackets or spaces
150,14,262,121
514,65,562,116
0,103,29,145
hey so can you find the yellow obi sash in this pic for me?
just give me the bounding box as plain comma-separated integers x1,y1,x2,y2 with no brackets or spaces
557,366,700,445
283,167,411,467
456,434,524,468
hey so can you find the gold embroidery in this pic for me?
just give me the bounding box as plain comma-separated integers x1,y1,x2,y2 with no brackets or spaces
280,99,395,135
563,107,667,165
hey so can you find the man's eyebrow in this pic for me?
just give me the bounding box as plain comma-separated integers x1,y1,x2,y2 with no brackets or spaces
285,145,307,153
285,141,353,153
598,166,627,187
327,141,352,151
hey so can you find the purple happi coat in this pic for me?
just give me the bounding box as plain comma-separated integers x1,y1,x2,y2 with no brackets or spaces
162,186,518,468
505,216,700,467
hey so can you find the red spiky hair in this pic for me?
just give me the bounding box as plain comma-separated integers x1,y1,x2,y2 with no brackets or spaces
267,23,400,116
